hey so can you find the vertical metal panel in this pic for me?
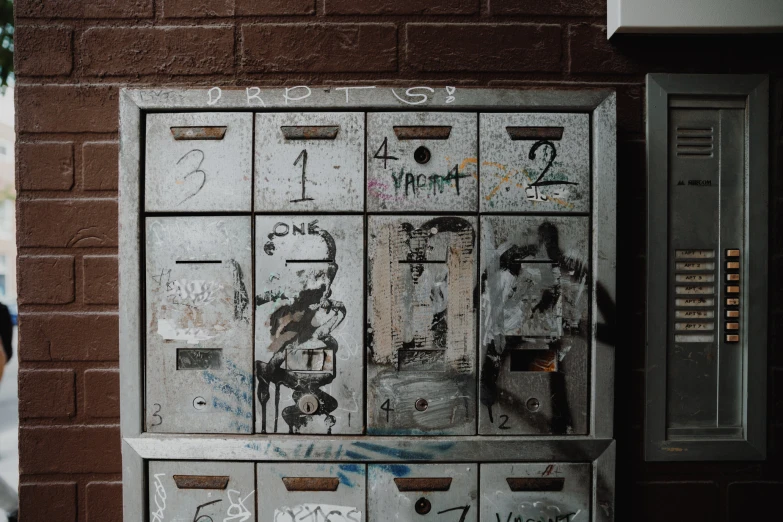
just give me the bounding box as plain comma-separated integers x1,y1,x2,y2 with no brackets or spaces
366,113,478,212
145,112,253,212
368,463,478,522
367,215,477,435
480,463,591,522
148,461,256,522
255,112,365,212
480,113,590,213
479,216,590,435
145,216,253,433
257,463,366,522
254,215,365,435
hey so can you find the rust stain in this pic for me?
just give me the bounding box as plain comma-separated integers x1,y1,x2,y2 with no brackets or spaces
173,475,230,490
506,126,564,141
393,125,452,140
281,126,340,140
394,477,453,492
662,447,688,453
506,477,565,492
170,126,227,140
282,477,340,492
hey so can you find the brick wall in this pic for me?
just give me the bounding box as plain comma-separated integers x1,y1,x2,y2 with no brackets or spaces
12,0,783,520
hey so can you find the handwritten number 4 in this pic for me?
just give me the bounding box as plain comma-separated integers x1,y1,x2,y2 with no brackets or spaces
373,137,399,169
381,399,394,422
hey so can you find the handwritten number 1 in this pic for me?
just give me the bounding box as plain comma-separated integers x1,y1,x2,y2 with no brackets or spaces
291,149,314,203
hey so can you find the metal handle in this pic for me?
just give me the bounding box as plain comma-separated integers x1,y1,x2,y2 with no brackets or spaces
505,127,564,141
393,477,452,492
393,126,452,140
282,477,340,492
170,126,227,140
506,477,565,492
173,475,230,490
281,126,340,140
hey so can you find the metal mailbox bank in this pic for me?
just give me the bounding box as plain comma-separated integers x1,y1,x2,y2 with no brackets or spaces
119,87,617,521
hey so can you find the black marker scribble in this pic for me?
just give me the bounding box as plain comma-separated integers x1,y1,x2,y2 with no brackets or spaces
176,149,207,206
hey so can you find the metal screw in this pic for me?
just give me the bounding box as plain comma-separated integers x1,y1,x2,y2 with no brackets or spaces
193,397,207,410
415,398,429,412
526,397,541,412
414,146,431,165
415,497,432,515
298,394,320,415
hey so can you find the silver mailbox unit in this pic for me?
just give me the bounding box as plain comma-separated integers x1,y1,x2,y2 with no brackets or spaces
645,74,769,461
119,87,617,521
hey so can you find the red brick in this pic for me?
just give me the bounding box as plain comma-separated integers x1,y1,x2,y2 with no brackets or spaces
85,482,123,522
83,256,118,305
326,0,477,15
728,482,783,520
18,255,75,305
16,0,153,18
163,0,234,17
82,142,118,191
18,482,77,522
569,24,638,74
84,369,119,418
241,24,397,73
406,23,562,72
18,369,76,418
18,199,117,248
19,313,119,361
491,0,604,16
20,425,121,474
14,25,73,76
617,84,644,134
236,0,314,15
17,142,74,191
81,26,235,76
16,85,118,133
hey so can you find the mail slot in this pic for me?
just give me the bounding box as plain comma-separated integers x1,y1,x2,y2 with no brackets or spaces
145,216,253,433
369,463,477,521
257,463,366,522
254,215,365,435
479,216,590,435
148,461,255,522
255,112,364,212
145,112,253,212
480,113,590,213
366,112,478,212
480,463,591,522
367,215,477,435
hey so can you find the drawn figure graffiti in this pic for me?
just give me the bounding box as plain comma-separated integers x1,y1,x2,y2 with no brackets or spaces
255,219,347,434
479,216,590,435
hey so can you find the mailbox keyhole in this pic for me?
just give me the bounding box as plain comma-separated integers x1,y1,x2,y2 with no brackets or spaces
415,497,432,515
414,146,431,165
298,394,320,415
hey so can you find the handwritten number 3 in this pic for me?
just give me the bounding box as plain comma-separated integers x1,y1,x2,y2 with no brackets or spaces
176,149,207,206
151,403,163,426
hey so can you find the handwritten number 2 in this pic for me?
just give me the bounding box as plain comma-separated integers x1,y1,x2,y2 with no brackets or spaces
291,149,314,203
151,403,163,426
498,414,510,430
176,150,207,206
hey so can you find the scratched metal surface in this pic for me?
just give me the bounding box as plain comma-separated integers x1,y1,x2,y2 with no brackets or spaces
367,215,477,435
255,112,365,212
480,463,591,522
368,463,477,522
257,462,366,522
479,216,590,435
480,113,590,213
145,112,253,212
255,215,365,435
148,461,256,522
145,216,253,433
367,112,478,212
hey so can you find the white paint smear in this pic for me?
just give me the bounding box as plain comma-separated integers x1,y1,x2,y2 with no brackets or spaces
273,504,361,522
157,319,216,344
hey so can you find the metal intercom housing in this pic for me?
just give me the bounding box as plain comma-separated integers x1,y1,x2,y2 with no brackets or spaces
119,87,617,521
645,74,769,461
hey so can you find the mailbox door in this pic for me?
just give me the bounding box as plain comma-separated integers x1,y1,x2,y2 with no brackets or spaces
254,215,365,434
480,113,590,213
255,112,364,212
480,463,591,522
145,112,252,212
145,216,253,433
257,463,366,522
368,463,477,522
367,112,478,212
479,216,590,435
149,461,256,522
367,215,477,435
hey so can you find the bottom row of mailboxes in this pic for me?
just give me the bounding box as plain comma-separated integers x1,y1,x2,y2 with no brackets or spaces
149,462,590,521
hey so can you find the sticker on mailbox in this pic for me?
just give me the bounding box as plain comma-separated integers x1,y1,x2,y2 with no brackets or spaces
367,215,477,435
255,215,364,435
480,113,590,212
479,216,589,435
367,112,478,212
255,112,364,212
145,216,253,434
